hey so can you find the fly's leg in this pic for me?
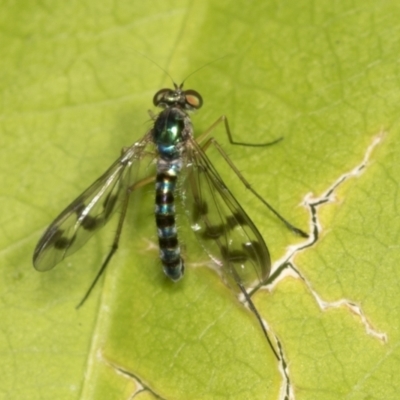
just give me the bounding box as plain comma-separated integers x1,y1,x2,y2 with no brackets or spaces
76,175,156,308
231,266,280,360
196,114,283,147
197,116,308,238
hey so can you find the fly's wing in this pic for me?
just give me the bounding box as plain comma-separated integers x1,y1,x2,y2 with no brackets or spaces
182,139,271,290
33,140,149,271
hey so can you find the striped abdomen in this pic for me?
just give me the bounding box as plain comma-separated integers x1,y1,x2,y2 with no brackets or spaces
155,160,184,281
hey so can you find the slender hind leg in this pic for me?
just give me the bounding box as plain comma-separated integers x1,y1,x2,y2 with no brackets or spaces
194,116,309,360
76,175,155,308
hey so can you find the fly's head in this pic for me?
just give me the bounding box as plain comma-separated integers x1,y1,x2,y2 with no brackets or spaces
153,83,203,112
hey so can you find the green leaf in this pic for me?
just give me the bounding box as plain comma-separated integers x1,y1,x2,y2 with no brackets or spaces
1,1,398,399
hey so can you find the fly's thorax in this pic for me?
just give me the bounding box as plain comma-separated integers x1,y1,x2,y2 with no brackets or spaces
153,107,192,160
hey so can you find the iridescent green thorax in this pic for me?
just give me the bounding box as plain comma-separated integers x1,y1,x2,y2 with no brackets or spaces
153,108,186,159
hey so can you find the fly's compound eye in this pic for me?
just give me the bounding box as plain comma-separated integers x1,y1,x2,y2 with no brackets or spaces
153,88,172,107
184,90,203,110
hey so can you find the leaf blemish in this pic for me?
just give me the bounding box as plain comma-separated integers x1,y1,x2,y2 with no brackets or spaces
260,131,388,345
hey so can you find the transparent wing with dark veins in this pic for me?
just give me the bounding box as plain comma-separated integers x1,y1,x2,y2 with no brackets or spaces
33,141,147,271
182,139,271,290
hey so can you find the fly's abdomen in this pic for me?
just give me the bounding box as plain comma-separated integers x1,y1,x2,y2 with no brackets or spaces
155,162,184,281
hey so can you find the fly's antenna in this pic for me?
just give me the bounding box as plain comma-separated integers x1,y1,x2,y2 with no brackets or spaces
133,50,229,88
133,50,176,86
180,55,230,87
